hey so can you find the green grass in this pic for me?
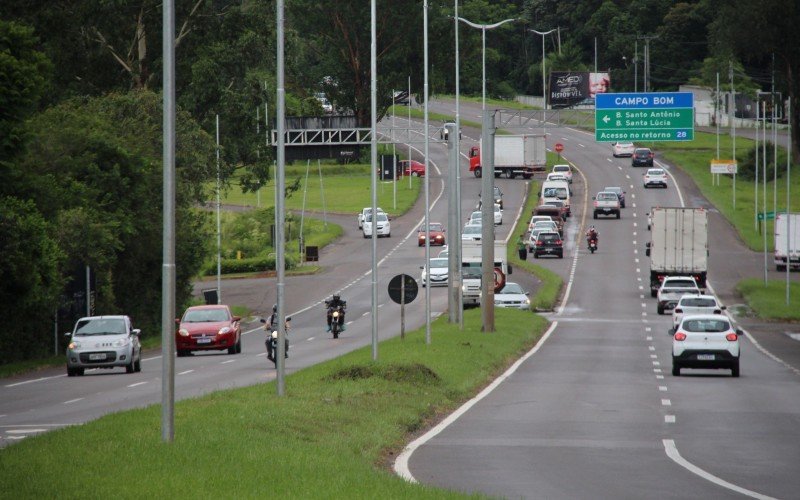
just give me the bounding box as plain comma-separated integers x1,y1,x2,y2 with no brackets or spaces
736,278,800,321
0,355,65,378
651,131,798,251
445,94,537,110
1,308,548,498
388,105,482,130
219,168,421,217
505,152,565,311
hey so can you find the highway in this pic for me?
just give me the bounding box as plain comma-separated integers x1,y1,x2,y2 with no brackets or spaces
400,98,800,499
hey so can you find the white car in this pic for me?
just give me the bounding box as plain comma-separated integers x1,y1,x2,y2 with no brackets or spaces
671,294,726,331
657,276,701,315
468,210,483,225
551,164,573,184
461,224,482,241
672,314,742,377
493,204,503,225
440,122,462,141
546,172,568,183
362,212,390,238
357,207,384,229
494,282,531,310
644,168,668,188
611,142,636,157
421,257,449,287
528,215,554,231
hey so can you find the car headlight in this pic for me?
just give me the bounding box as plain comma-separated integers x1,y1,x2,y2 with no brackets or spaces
68,341,80,350
178,328,190,337
219,326,232,335
113,337,131,348
524,298,531,305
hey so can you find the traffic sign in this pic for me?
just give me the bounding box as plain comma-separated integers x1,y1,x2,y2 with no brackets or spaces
554,143,564,153
388,273,418,304
757,211,776,221
710,160,738,174
595,92,694,142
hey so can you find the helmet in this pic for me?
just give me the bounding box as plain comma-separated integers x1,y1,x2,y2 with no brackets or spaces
272,304,278,313
332,294,340,301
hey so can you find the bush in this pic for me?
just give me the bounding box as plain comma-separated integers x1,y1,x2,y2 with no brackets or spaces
203,253,298,275
736,142,790,181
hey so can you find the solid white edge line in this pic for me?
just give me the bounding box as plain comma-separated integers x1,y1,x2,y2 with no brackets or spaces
394,321,559,483
662,439,777,500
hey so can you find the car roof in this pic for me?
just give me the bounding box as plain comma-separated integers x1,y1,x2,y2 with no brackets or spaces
604,186,622,191
679,314,730,323
635,147,651,152
186,305,229,311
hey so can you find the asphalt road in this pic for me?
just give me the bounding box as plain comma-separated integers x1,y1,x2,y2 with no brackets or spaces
0,112,543,447
401,98,800,499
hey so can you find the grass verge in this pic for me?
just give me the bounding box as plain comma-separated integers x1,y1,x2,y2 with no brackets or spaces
735,278,800,321
388,105,482,130
1,307,548,498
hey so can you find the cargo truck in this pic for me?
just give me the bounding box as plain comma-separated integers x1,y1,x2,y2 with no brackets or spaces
645,207,708,297
461,240,511,306
468,135,546,179
774,212,800,271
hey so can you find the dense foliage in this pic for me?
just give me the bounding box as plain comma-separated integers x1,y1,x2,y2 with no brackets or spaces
0,1,794,362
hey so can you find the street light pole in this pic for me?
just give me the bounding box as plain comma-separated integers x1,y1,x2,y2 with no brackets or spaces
528,28,556,109
456,17,516,112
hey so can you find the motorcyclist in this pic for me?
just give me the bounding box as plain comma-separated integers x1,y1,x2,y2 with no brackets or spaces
586,225,599,244
264,304,290,361
325,294,346,332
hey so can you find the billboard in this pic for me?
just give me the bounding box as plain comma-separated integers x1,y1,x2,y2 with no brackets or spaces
548,72,610,108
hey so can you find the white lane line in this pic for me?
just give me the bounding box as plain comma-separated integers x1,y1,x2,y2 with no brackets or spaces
646,327,652,332
665,415,675,423
639,285,644,290
640,294,645,299
653,361,661,366
635,258,640,263
656,374,664,379
178,370,194,375
642,303,647,308
649,346,656,351
654,368,662,373
578,143,585,148
626,174,631,179
607,158,613,163
631,193,636,199
127,382,147,388
647,336,653,341
632,203,637,208
636,268,641,273
663,440,777,499
5,374,68,387
659,386,668,391
394,322,560,482
6,428,48,434
661,399,671,406
634,248,638,254
63,398,84,405
307,337,316,341
650,354,658,359
221,360,236,365
633,222,638,227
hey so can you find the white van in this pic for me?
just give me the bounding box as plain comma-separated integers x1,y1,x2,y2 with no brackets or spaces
539,180,571,217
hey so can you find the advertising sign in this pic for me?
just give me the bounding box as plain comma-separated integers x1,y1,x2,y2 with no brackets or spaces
710,160,738,174
549,72,588,108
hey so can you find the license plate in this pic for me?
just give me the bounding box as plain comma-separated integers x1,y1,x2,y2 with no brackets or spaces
196,338,212,344
89,353,106,361
697,354,715,360
603,208,611,212
544,249,553,253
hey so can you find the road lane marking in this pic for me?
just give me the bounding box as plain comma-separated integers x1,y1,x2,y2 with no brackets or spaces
221,360,236,364
5,374,68,387
127,382,147,388
653,361,661,366
650,355,658,359
663,440,776,499
646,327,651,332
659,386,668,391
665,415,675,423
661,399,671,406
63,398,84,405
654,368,662,373
649,346,656,351
178,370,194,375
656,374,664,379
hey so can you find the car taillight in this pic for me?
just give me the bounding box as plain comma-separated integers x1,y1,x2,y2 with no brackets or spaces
674,332,687,341
674,308,682,314
726,333,738,341
536,240,544,246
555,240,562,245
593,201,598,207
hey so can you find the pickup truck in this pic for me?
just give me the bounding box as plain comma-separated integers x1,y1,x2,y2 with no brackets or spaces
656,276,701,315
593,191,621,219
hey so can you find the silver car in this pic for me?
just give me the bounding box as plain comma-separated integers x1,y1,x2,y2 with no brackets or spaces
494,282,531,310
65,315,142,376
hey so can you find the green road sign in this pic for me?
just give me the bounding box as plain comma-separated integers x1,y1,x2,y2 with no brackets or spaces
757,211,776,221
595,92,695,142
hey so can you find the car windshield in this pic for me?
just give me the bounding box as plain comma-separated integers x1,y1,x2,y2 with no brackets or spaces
183,309,230,323
420,223,443,232
538,233,559,241
75,318,127,336
648,169,665,176
429,258,448,269
464,226,481,235
553,165,570,173
681,298,717,307
597,193,616,201
635,149,651,156
665,280,697,288
682,319,730,333
366,213,388,222
498,283,524,294
605,187,622,194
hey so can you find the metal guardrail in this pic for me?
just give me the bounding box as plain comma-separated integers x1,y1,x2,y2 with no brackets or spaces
495,108,595,130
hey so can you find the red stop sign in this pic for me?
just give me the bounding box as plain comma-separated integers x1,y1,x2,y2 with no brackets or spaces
554,143,564,153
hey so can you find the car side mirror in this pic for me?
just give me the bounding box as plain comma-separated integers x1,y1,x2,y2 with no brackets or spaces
420,265,425,269
232,316,241,322
174,318,180,324
668,327,675,336
508,265,513,275
645,248,651,257
132,329,141,336
286,317,292,322
735,328,744,336
591,196,596,200
260,318,267,324
720,305,727,310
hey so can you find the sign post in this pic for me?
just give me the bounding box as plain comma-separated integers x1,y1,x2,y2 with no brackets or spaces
388,273,418,340
595,92,694,142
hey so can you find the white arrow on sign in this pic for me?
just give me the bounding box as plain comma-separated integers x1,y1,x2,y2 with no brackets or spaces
602,115,611,124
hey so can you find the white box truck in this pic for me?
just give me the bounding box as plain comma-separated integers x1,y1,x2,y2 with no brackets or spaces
461,240,511,306
774,212,800,271
468,135,546,179
645,207,708,297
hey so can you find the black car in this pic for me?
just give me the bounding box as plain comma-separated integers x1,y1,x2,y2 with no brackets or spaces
480,186,503,209
632,148,654,167
604,186,626,208
531,231,563,259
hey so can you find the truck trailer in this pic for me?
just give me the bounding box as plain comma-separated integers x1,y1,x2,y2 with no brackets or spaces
646,207,708,297
468,135,546,179
774,212,800,271
461,240,510,306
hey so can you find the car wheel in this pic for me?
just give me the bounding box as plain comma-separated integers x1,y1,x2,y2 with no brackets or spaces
473,167,482,178
126,356,136,373
522,174,532,179
672,363,680,376
593,213,598,219
650,289,657,298
67,367,76,377
533,252,539,259
616,212,621,219
657,304,665,315
411,172,419,177
558,252,563,259
235,338,242,354
177,349,189,357
134,355,142,372
731,360,740,378
228,342,237,355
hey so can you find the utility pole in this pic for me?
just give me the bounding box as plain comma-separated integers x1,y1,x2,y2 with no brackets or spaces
637,35,658,92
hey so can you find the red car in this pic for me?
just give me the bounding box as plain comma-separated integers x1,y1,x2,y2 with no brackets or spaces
176,304,242,356
400,160,426,177
418,222,446,246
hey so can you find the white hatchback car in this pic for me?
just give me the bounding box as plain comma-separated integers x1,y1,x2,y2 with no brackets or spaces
671,294,726,331
494,282,530,310
421,257,449,287
546,172,568,183
644,168,668,188
551,164,573,184
357,207,384,229
462,224,482,241
468,210,483,225
362,212,390,238
493,204,503,225
611,142,636,157
672,315,742,377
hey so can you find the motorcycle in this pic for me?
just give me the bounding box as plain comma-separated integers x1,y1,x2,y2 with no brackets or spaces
588,237,598,254
328,305,345,339
260,317,290,367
